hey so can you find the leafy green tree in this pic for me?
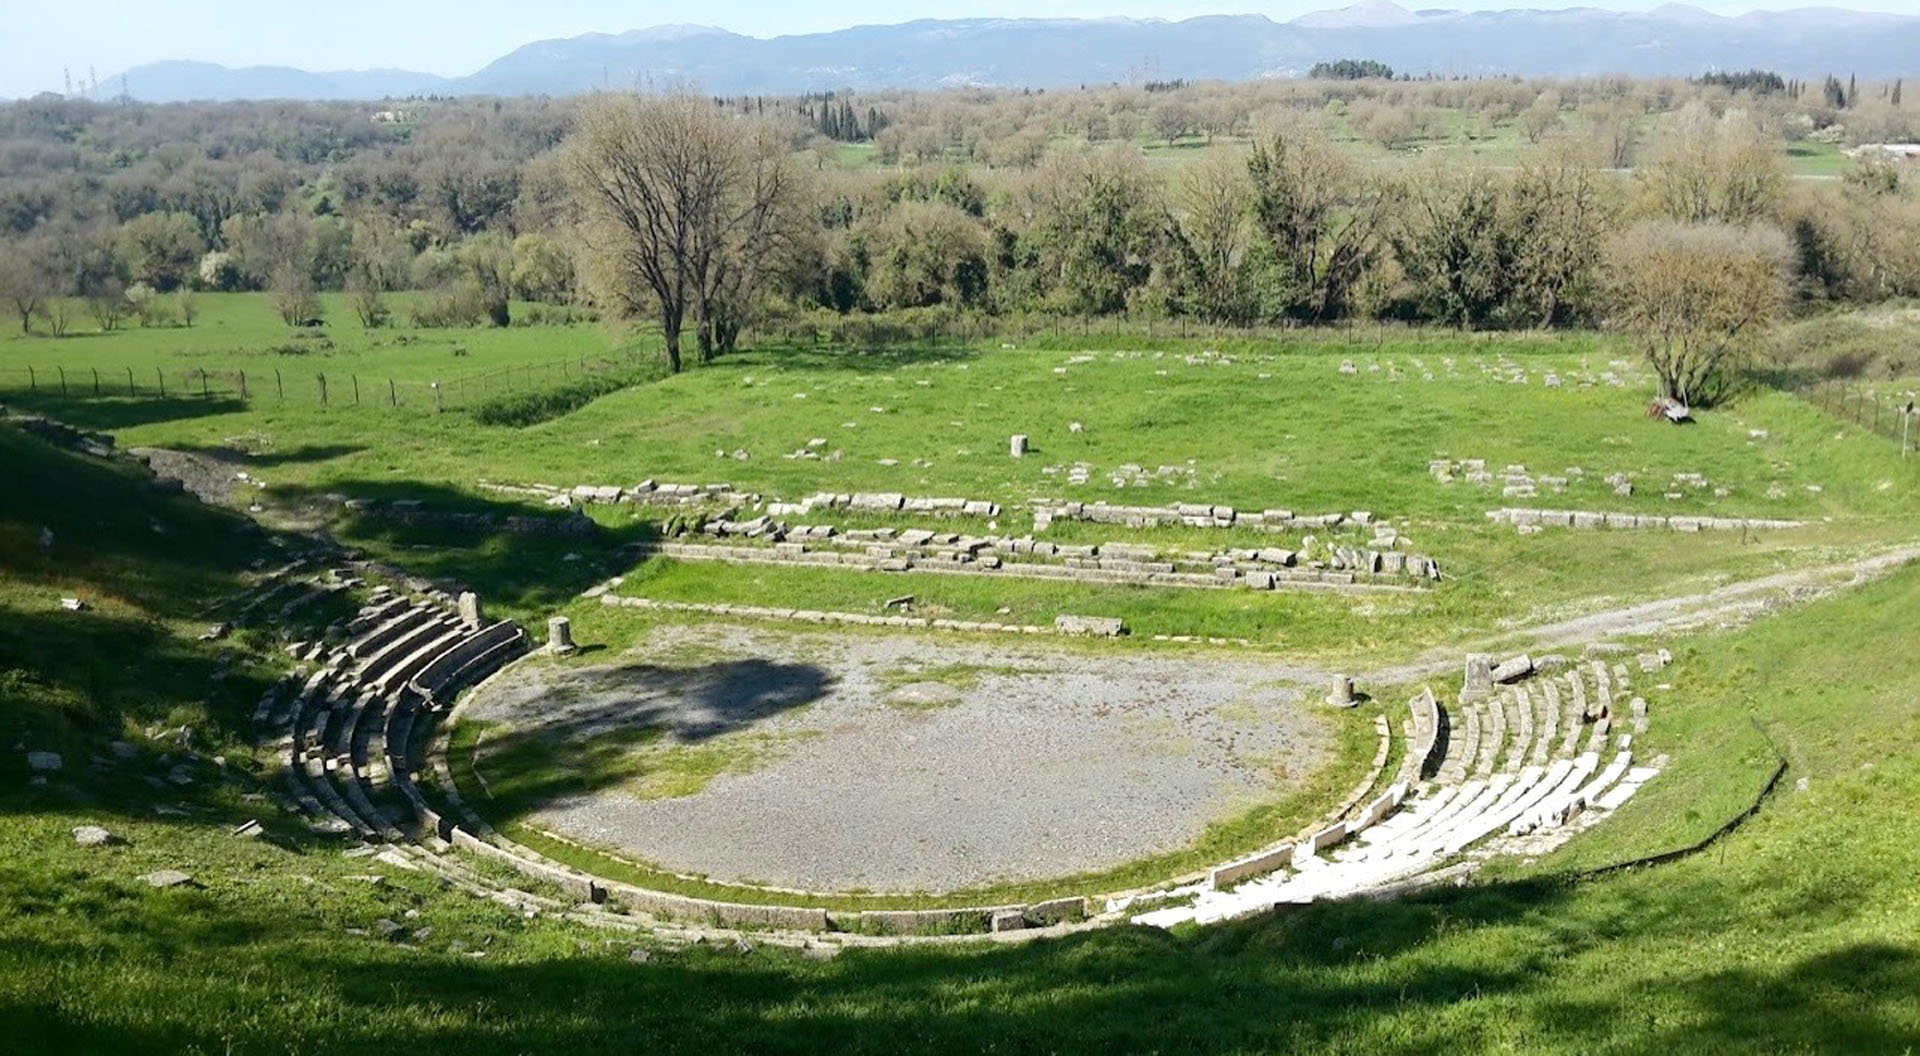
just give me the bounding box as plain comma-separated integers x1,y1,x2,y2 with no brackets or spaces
1019,148,1160,317
1245,118,1392,321
114,211,205,291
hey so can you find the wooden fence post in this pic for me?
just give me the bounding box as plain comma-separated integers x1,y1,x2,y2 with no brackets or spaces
126,366,134,396
388,378,397,407
275,368,283,401
27,365,35,393
318,373,328,406
200,370,209,398
432,381,442,413
58,366,67,395
91,367,100,396
352,374,360,405
239,370,248,399
156,367,164,397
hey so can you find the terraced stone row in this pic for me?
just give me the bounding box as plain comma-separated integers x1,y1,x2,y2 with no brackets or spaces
1135,652,1669,927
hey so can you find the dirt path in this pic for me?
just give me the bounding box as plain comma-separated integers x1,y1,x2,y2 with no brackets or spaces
1364,541,1920,685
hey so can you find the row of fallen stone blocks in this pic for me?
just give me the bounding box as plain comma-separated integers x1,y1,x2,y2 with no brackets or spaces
1487,508,1802,532
638,541,1400,593
1031,499,1365,532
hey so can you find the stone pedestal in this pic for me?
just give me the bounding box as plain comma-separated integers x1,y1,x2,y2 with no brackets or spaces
1462,654,1493,701
1010,434,1029,458
457,591,484,629
545,616,576,655
1327,674,1356,708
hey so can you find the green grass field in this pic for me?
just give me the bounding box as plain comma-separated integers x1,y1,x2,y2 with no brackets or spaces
6,293,1920,1051
6,293,1914,636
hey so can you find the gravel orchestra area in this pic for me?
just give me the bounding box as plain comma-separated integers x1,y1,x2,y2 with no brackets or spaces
464,625,1337,892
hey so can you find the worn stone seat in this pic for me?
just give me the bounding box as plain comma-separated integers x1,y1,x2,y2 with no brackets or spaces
408,621,526,702
354,615,458,688
368,624,469,698
348,603,438,656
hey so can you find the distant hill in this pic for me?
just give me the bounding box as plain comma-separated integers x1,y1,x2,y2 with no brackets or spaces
110,60,451,104
85,3,1920,103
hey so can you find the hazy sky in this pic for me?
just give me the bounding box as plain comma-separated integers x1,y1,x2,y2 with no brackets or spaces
7,0,1918,98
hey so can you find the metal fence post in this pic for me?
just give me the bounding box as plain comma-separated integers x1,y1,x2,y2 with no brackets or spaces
157,367,164,397
318,373,328,406
389,378,397,408
432,381,442,413
126,366,134,396
27,365,34,393
200,370,209,398
92,367,99,396
239,370,248,400
58,366,66,395
275,368,283,401
352,374,360,405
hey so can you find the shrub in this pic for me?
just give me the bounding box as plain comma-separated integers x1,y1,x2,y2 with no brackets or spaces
468,369,652,427
410,282,492,328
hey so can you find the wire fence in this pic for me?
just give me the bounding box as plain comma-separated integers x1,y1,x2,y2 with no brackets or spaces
0,351,655,413
1806,378,1920,458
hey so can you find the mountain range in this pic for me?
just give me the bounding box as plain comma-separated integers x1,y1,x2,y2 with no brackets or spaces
89,3,1920,103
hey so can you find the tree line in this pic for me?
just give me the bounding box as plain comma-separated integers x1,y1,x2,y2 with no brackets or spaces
5,75,1920,403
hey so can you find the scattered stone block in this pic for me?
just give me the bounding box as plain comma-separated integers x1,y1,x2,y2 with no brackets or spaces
140,869,194,889
26,751,61,772
1010,434,1029,458
1054,615,1127,638
1462,655,1493,701
1490,654,1534,684
72,825,117,847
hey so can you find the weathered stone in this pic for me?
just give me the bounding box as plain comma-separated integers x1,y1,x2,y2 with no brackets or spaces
1009,434,1029,458
72,825,116,847
457,591,484,629
545,616,576,655
989,910,1028,933
26,751,61,772
1326,675,1356,708
1462,654,1494,701
140,869,194,888
1054,614,1127,637
1490,654,1533,684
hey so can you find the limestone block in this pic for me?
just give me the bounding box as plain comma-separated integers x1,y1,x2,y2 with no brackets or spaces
545,616,576,655
1054,615,1127,637
456,591,484,629
1490,654,1533,683
1462,654,1494,701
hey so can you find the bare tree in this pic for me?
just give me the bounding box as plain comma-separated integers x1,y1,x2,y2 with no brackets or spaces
1519,90,1563,144
564,92,804,370
1508,137,1616,326
1170,150,1251,322
1638,103,1786,224
0,242,47,334
1603,220,1794,407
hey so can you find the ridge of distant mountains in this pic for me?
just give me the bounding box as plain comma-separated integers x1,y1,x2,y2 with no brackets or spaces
78,3,1920,104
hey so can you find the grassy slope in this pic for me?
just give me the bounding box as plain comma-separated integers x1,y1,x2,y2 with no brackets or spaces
5,459,1920,1050
5,296,1917,646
